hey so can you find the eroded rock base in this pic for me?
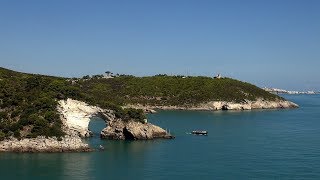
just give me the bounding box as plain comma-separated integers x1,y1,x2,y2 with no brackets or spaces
100,119,174,140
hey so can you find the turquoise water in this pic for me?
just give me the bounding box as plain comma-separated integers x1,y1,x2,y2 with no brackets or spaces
1,95,320,179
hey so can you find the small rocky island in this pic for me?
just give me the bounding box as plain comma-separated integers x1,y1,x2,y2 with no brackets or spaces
0,67,297,152
100,116,174,140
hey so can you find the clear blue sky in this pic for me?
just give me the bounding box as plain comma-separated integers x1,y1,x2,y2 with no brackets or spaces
0,0,319,90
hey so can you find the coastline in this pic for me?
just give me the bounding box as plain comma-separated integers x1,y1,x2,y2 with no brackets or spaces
0,98,298,153
124,99,299,113
0,136,91,153
0,98,174,153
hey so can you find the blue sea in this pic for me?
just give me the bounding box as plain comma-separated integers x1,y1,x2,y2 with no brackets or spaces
1,95,320,179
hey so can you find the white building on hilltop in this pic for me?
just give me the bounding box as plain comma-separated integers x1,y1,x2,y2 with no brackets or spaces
103,71,114,79
214,74,222,79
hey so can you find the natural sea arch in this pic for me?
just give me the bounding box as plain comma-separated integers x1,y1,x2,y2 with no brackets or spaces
87,117,107,148
88,116,106,138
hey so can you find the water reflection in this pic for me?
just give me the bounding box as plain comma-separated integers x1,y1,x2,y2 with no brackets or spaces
0,152,92,180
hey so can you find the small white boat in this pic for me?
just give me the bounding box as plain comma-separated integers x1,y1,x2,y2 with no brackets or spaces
191,130,208,135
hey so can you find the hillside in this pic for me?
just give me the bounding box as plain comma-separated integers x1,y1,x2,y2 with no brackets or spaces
77,74,283,106
0,67,290,140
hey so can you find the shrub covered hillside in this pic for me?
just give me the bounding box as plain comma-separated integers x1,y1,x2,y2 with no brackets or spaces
77,74,283,106
0,68,144,140
0,67,282,139
0,68,79,140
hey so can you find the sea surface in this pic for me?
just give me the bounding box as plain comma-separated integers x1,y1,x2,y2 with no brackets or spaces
1,95,320,179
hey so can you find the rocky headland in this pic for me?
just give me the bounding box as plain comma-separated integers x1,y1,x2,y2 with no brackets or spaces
0,98,173,152
0,99,99,152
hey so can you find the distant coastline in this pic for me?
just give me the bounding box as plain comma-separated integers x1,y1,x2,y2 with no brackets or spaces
263,88,320,95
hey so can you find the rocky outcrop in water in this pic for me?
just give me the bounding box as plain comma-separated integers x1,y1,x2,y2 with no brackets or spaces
100,118,174,140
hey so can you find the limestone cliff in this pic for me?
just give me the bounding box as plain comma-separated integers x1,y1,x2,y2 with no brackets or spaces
57,99,103,137
0,99,100,152
125,98,298,112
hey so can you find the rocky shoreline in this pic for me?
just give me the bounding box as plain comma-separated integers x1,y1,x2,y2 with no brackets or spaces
0,136,91,153
0,98,298,153
125,99,299,113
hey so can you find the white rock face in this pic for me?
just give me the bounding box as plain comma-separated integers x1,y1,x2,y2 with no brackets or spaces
58,98,102,137
125,99,298,111
0,99,102,152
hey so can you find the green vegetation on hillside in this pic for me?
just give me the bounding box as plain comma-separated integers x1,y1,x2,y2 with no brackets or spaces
0,68,145,139
0,67,282,140
0,68,77,140
76,74,282,106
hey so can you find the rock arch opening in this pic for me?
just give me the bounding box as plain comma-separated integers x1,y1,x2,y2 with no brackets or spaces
88,116,107,138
